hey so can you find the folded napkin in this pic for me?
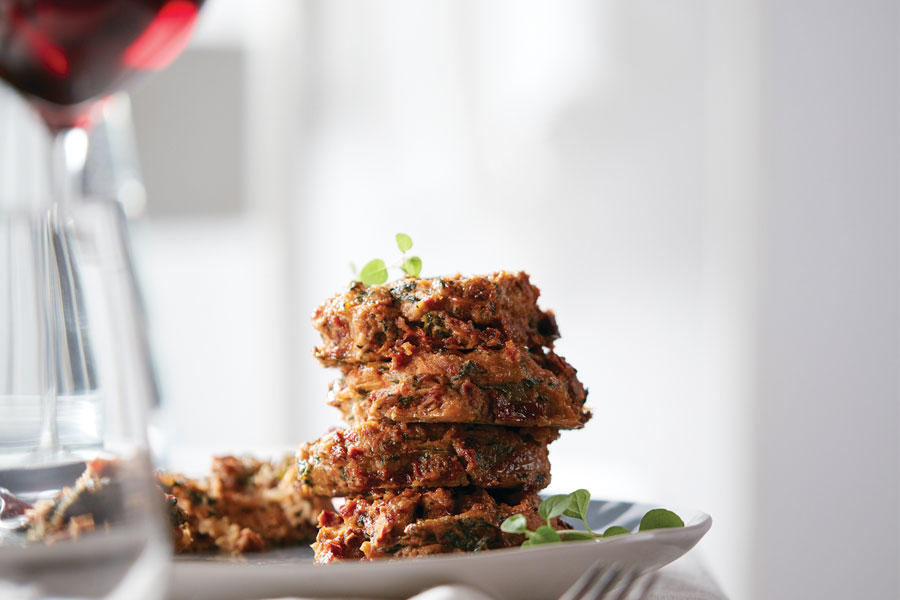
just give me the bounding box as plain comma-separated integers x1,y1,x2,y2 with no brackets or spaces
261,585,495,600
409,585,496,600
0,581,41,600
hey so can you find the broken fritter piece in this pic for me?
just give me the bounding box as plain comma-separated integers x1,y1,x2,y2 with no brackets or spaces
157,455,332,553
25,458,125,544
25,455,331,554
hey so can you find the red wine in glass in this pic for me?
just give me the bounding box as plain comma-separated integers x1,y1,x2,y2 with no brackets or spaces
0,0,204,131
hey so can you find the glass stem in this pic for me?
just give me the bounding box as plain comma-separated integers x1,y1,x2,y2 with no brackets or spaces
35,204,59,459
51,128,89,206
34,127,91,461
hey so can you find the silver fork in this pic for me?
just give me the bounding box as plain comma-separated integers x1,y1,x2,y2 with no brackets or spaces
558,561,661,600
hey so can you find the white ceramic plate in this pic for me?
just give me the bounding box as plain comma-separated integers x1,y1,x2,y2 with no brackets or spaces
170,499,711,600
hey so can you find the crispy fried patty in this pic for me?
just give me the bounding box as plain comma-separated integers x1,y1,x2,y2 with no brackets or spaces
330,342,589,429
297,423,557,496
313,487,564,562
313,272,559,365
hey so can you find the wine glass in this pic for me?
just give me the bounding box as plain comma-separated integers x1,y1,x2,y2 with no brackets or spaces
0,2,205,598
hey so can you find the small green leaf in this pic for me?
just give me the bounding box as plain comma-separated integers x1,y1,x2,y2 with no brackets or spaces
401,256,422,278
528,525,562,545
396,233,413,253
359,259,388,286
559,530,597,542
500,514,529,534
562,489,591,521
538,494,573,522
602,526,631,537
639,508,685,531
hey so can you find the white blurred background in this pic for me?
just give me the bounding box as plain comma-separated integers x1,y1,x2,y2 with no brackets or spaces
1,1,897,598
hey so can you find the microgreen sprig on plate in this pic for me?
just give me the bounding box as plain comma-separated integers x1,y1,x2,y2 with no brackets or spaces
500,489,685,547
353,233,423,286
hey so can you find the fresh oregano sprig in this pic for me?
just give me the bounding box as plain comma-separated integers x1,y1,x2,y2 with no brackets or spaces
500,489,685,547
353,233,423,286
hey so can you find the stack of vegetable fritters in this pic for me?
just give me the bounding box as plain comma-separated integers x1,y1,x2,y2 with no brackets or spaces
299,272,590,562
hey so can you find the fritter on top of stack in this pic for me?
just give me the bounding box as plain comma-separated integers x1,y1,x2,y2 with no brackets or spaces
299,272,590,562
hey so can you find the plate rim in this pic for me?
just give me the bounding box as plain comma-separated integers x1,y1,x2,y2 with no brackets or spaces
172,498,712,569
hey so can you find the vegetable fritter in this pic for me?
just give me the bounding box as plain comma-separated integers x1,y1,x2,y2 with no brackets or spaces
313,272,559,365
297,423,557,496
331,342,589,429
313,487,567,562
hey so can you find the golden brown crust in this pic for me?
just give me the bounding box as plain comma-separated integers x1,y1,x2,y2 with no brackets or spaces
297,423,557,496
157,455,332,553
330,343,589,429
313,488,567,563
313,272,559,365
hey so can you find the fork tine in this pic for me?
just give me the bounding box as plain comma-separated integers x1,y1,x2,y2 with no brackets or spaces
582,564,622,600
558,560,605,600
632,571,662,599
559,562,666,600
605,569,640,600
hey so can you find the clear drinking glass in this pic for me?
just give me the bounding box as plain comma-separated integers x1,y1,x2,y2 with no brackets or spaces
0,195,170,600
